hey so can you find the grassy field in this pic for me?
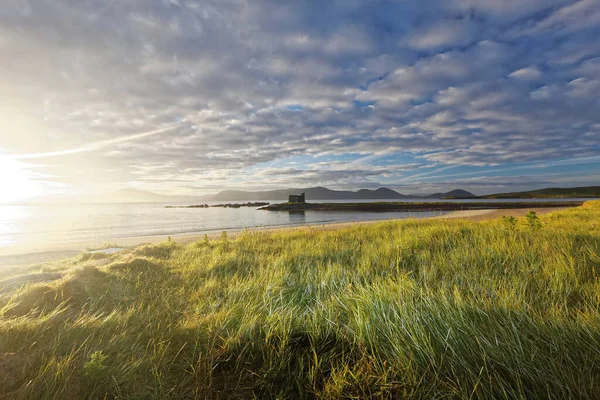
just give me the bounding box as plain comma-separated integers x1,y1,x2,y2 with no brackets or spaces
481,185,600,199
1,202,600,399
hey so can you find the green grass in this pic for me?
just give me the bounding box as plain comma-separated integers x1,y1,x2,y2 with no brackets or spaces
482,185,600,199
1,202,600,399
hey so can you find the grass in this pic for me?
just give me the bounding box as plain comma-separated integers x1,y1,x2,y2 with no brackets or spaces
1,202,600,399
482,185,600,199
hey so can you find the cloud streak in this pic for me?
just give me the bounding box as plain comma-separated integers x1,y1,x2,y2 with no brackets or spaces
12,124,182,160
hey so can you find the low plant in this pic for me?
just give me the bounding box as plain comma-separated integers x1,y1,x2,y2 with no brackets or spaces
501,215,518,230
526,210,542,230
83,351,108,381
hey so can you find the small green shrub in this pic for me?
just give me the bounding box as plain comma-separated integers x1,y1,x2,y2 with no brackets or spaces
219,231,230,250
83,351,108,381
501,215,518,230
526,211,542,230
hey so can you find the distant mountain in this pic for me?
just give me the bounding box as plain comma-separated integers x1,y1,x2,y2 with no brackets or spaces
482,186,600,199
197,187,384,201
427,189,477,199
27,189,203,204
27,187,476,204
198,187,475,201
27,185,599,204
103,189,202,203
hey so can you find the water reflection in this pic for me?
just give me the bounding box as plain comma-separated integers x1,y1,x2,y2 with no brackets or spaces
288,210,306,225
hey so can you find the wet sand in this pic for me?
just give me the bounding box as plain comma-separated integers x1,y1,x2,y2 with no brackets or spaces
0,206,569,267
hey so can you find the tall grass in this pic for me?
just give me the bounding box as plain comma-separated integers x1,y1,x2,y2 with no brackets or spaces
1,202,600,399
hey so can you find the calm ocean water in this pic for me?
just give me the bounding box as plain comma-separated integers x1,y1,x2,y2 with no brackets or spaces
0,198,588,255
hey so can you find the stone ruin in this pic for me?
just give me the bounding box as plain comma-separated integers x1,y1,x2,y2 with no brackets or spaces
288,192,306,203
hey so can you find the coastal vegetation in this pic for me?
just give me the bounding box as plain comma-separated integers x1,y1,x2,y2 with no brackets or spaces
481,186,600,199
1,202,600,398
259,200,583,212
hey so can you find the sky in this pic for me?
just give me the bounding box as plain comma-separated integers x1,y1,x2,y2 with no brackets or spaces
0,0,599,201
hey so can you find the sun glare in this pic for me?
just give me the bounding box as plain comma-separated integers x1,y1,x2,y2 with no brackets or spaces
0,155,44,203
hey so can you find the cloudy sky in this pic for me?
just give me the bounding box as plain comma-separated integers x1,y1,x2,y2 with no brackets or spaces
1,0,599,201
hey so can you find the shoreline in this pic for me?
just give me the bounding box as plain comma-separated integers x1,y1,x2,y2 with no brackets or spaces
0,206,569,266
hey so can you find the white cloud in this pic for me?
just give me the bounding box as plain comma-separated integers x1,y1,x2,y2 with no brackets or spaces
509,66,542,80
407,19,481,50
0,0,599,195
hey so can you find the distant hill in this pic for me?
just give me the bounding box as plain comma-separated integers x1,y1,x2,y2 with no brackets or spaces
27,189,204,204
482,186,600,199
27,187,476,203
427,189,477,199
199,187,476,201
199,187,406,201
102,189,202,203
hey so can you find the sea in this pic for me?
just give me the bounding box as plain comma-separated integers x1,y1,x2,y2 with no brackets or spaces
0,198,588,256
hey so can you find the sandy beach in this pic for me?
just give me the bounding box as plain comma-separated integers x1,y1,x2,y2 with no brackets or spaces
0,206,568,268
435,207,568,221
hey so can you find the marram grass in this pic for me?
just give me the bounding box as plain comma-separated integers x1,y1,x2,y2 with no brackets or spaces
1,202,600,399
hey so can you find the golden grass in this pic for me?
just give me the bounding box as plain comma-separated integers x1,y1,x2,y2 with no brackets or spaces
1,202,600,399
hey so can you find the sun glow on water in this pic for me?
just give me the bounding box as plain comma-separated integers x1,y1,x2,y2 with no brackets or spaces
0,204,30,247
